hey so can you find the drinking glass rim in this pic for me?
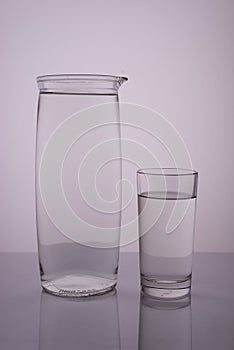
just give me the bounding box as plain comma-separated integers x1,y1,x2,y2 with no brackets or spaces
37,74,128,83
137,168,198,176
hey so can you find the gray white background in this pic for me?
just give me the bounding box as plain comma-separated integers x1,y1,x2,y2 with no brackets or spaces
0,0,233,252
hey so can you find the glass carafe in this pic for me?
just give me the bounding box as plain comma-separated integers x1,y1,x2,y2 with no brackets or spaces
36,74,127,297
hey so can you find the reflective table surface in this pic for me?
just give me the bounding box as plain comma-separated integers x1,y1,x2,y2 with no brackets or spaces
0,252,234,349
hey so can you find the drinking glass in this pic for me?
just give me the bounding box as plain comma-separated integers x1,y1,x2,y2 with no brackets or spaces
36,74,127,297
137,168,198,298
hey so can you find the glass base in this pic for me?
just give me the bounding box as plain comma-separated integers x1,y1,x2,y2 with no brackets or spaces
42,274,117,298
141,275,191,299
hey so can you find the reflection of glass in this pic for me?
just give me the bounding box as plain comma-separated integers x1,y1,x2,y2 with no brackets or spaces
137,168,198,298
39,289,121,350
36,75,127,297
138,293,191,350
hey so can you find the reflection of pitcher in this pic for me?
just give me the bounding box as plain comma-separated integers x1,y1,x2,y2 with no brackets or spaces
138,293,191,350
39,289,121,350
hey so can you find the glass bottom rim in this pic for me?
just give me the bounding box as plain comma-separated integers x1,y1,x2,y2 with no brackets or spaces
41,274,117,298
141,275,191,299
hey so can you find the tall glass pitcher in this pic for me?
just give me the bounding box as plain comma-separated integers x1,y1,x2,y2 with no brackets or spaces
36,74,127,297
